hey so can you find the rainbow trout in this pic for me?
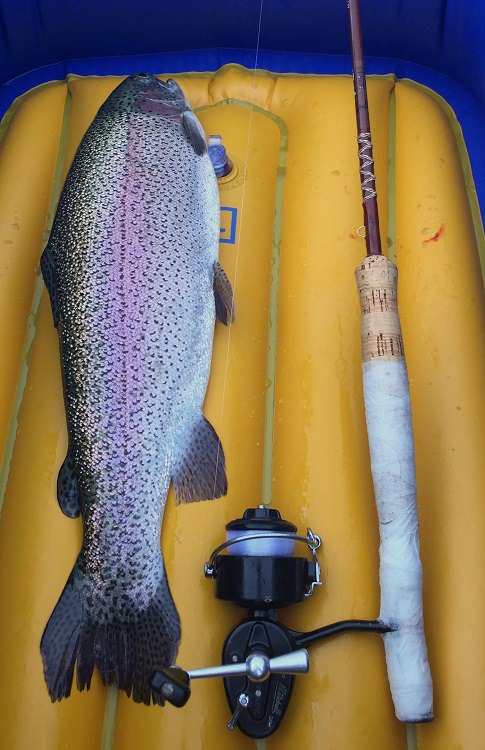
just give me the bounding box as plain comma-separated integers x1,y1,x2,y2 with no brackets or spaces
40,74,233,704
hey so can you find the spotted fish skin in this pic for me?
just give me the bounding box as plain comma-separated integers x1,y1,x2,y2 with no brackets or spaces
40,74,233,704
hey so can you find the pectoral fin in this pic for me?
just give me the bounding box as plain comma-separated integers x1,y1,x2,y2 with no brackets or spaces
213,261,235,325
182,111,207,156
57,449,81,518
172,414,227,504
40,241,60,327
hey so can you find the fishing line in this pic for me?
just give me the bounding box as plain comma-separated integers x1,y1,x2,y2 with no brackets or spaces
211,0,265,498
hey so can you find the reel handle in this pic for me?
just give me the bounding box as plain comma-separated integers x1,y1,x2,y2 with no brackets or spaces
188,648,309,681
151,648,309,707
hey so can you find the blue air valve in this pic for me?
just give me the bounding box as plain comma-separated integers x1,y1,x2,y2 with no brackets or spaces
208,134,233,177
151,506,393,738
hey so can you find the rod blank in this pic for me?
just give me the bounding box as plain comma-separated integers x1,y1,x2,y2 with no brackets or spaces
348,0,382,256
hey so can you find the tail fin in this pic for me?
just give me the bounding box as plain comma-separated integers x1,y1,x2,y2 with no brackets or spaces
41,561,181,704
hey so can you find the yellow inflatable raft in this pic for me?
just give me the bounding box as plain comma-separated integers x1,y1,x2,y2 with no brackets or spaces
0,65,484,750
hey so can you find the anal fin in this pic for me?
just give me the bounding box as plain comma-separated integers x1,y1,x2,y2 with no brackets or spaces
213,261,235,325
172,414,227,504
57,448,81,518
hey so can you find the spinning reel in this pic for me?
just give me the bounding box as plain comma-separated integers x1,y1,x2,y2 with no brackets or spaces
151,506,390,738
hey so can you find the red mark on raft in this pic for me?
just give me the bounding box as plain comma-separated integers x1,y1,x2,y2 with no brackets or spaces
423,224,444,244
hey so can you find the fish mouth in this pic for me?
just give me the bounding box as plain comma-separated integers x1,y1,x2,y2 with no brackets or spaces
129,74,186,114
132,74,184,98
133,73,178,90
132,72,160,85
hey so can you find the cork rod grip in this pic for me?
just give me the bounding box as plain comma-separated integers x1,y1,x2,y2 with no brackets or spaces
355,254,404,362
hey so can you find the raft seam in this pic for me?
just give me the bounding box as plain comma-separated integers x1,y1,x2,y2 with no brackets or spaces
0,84,72,517
399,77,485,288
195,97,288,508
0,80,65,146
100,685,119,750
406,722,418,750
261,116,287,508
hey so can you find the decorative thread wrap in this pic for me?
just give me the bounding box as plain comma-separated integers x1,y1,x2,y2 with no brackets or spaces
355,255,434,723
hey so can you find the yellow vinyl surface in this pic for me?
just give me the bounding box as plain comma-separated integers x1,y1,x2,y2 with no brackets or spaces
1,65,485,750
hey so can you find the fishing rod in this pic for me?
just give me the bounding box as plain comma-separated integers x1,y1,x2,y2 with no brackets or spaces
348,0,433,723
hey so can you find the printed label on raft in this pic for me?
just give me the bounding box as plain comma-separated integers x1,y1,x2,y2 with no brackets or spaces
220,206,237,244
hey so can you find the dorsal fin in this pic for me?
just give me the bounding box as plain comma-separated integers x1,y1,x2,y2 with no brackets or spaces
213,261,235,325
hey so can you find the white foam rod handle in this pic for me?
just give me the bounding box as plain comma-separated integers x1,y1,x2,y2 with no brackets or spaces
355,255,434,723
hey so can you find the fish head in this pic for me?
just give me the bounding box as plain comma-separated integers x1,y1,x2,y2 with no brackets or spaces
100,73,190,118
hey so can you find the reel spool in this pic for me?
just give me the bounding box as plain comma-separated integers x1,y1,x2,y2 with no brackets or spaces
204,505,322,607
204,506,322,737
